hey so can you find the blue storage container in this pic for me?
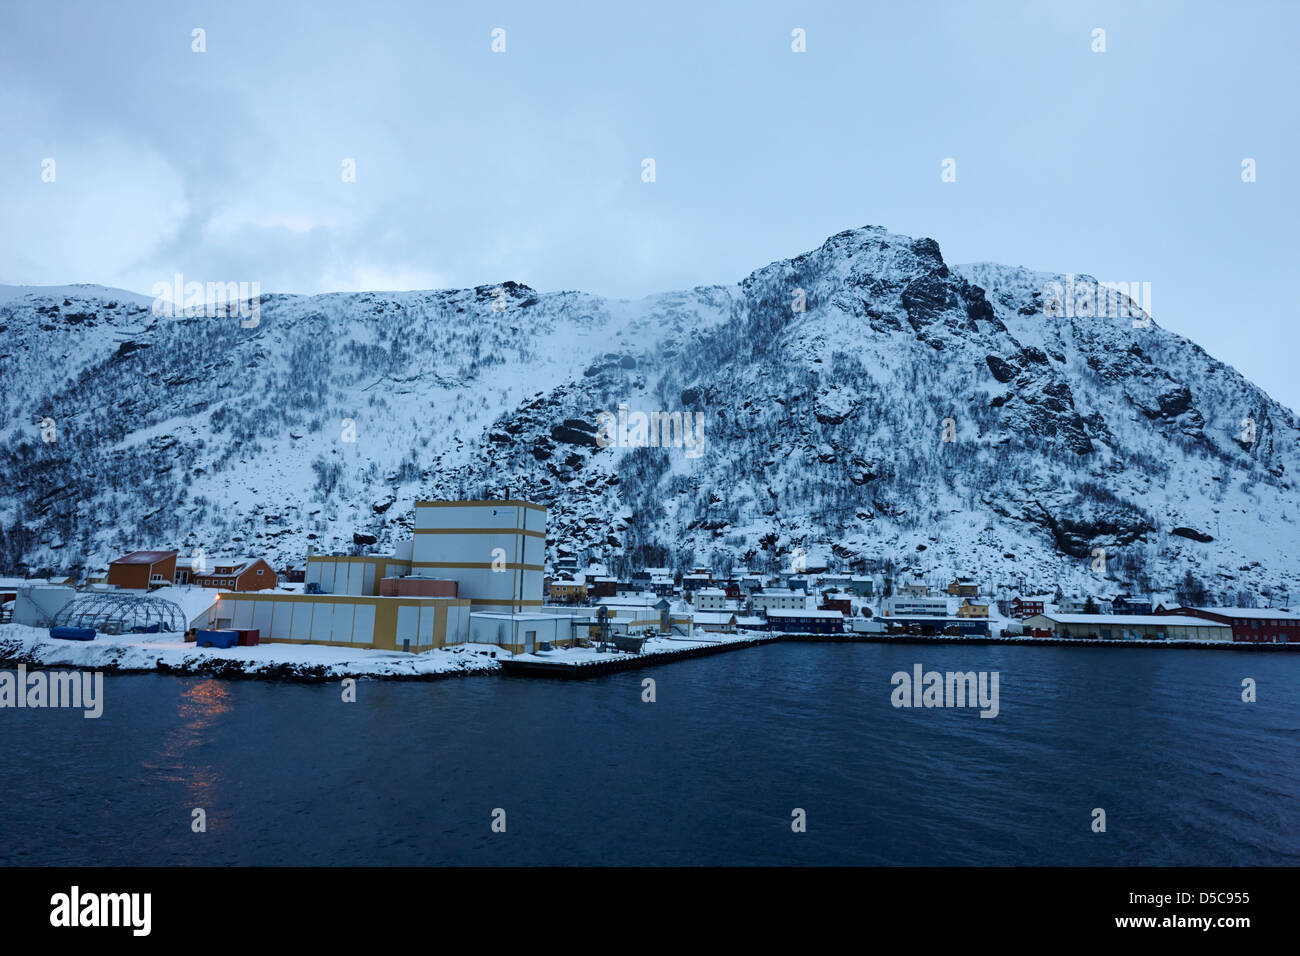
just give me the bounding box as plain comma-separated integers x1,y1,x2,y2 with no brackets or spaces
195,629,238,648
50,626,96,641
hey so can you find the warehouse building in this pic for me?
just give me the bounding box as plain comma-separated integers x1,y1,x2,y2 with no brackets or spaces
219,499,551,653
1022,613,1232,642
468,612,573,654
216,592,472,652
1153,606,1299,643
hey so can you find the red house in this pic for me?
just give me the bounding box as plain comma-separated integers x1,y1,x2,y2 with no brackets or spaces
108,550,179,589
819,597,853,616
181,557,278,592
588,576,618,600
1009,596,1047,619
1155,606,1298,643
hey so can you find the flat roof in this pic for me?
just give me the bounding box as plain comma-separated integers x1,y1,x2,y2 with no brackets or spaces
220,592,468,604
307,554,406,563
415,499,547,512
469,612,557,621
767,608,844,618
1030,613,1230,627
1169,606,1300,621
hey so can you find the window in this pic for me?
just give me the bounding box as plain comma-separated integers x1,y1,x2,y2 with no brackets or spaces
256,569,263,575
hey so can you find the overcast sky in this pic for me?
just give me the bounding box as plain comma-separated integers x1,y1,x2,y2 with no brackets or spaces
2,0,1297,407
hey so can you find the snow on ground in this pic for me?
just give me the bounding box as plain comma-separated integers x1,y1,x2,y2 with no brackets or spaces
0,624,505,679
1,621,770,682
511,629,768,667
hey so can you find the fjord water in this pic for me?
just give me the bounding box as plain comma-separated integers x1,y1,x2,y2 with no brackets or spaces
2,643,1296,866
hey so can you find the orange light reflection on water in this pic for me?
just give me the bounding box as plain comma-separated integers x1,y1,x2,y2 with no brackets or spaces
139,679,231,812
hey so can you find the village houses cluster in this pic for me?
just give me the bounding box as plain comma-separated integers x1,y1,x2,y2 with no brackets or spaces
4,499,1297,652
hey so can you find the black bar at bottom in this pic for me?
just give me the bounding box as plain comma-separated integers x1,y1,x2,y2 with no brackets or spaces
1,866,1285,940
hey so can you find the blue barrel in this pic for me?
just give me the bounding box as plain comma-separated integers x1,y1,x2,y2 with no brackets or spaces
195,629,238,648
50,626,96,641
539,641,552,652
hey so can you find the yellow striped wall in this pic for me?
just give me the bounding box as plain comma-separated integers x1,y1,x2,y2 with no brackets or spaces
217,592,470,651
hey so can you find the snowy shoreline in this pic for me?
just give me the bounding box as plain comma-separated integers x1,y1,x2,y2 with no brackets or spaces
2,623,1293,685
0,624,506,682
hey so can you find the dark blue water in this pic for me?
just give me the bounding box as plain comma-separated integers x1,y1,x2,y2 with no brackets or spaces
2,643,1297,865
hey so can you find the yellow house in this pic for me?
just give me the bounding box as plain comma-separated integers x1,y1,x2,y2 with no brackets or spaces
549,579,588,603
956,599,989,618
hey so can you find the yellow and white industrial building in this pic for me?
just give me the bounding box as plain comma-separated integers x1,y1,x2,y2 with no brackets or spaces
213,500,581,654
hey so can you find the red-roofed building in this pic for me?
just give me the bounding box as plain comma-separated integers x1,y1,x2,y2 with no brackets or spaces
108,550,179,590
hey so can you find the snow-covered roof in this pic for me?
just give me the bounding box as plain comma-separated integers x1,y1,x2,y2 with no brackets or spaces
597,595,663,608
469,611,556,621
148,586,221,626
179,556,260,573
111,550,177,565
692,612,737,624
1167,606,1300,621
1029,613,1230,628
766,608,844,619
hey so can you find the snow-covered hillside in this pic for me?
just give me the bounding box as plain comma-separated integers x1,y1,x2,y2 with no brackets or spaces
4,227,1298,603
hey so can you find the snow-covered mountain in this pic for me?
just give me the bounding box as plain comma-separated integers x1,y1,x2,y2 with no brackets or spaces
4,227,1298,603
